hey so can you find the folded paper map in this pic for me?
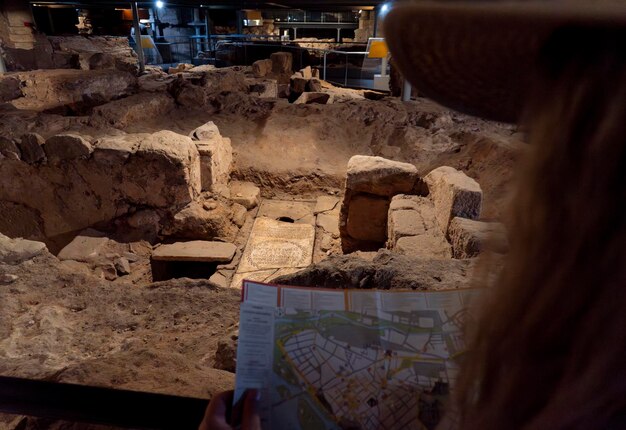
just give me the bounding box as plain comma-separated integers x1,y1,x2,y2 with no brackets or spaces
234,281,480,430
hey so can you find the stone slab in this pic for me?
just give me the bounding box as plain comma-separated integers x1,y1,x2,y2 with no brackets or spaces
395,235,452,259
448,217,509,259
152,241,236,263
230,181,261,210
0,233,48,265
57,230,109,262
236,217,314,273
316,212,340,237
257,200,315,225
229,267,302,289
424,166,482,233
314,196,340,214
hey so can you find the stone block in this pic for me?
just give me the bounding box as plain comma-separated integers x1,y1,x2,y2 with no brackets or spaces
340,156,420,253
252,59,272,78
0,232,47,265
395,235,452,259
424,166,483,233
346,155,418,197
346,194,388,243
152,241,236,263
249,79,278,98
90,92,175,128
293,92,332,105
314,196,340,214
386,195,451,259
17,133,46,164
0,137,21,160
168,63,194,74
230,181,260,209
57,229,109,262
44,134,93,163
196,136,233,192
316,212,339,237
290,75,308,93
189,121,221,142
160,201,238,242
307,78,323,92
0,75,22,102
271,52,293,74
448,217,508,258
300,66,313,79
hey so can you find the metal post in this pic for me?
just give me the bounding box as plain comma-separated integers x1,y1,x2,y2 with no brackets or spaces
131,2,145,73
336,28,341,43
402,78,412,101
323,52,327,81
344,54,348,87
293,27,297,39
373,7,379,37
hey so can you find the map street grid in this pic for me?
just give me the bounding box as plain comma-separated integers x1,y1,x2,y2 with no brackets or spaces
234,281,480,430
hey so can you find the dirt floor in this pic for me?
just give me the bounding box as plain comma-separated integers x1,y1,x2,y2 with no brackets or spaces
0,65,521,429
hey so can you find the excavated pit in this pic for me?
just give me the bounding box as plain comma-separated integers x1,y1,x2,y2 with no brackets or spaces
0,59,521,428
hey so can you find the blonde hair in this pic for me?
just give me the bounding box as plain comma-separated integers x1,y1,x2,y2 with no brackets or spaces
455,25,626,430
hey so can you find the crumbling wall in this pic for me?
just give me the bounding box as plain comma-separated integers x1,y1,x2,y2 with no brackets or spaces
0,130,201,243
0,0,35,50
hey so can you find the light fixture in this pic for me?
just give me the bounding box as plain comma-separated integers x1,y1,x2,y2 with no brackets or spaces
380,3,390,13
156,0,164,8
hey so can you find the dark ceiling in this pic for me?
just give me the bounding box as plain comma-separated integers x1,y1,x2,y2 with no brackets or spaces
30,0,386,10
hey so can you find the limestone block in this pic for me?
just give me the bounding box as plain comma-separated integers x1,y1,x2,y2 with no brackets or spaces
395,235,452,259
152,241,236,263
270,52,293,74
92,135,137,164
293,92,332,105
230,203,247,228
346,194,388,243
0,137,21,160
300,66,313,79
17,133,46,164
314,196,340,214
195,136,233,192
424,166,483,233
340,156,420,253
316,212,340,237
57,229,109,262
44,134,93,163
88,52,115,70
277,84,290,98
290,75,308,93
11,69,136,112
448,217,508,258
252,59,272,78
0,232,47,265
160,201,238,242
346,155,418,197
249,79,278,98
90,92,175,128
307,78,323,92
189,121,221,142
0,75,22,102
230,181,260,210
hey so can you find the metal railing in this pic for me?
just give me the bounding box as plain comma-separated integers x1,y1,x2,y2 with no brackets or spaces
138,34,386,91
226,41,384,90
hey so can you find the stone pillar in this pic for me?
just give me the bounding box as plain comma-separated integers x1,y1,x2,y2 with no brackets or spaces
339,155,422,253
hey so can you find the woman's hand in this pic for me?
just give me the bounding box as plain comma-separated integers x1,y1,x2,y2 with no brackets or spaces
198,389,262,430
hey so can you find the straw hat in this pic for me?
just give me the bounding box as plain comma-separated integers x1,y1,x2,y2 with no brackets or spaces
383,1,626,122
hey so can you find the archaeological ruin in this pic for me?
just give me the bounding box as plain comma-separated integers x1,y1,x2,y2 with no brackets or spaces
0,0,525,428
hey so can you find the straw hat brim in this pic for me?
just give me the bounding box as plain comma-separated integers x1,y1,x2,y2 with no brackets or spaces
383,2,626,123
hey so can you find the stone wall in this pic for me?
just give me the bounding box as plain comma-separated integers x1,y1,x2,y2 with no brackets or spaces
0,0,36,50
0,130,201,244
1,34,137,72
